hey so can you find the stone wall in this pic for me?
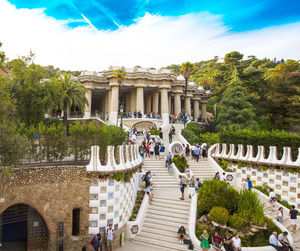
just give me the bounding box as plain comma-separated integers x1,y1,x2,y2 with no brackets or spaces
0,166,92,251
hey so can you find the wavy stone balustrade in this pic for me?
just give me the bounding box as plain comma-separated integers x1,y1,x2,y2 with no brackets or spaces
212,143,300,167
86,144,142,172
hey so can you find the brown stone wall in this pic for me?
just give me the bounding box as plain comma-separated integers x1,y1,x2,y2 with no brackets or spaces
0,166,92,251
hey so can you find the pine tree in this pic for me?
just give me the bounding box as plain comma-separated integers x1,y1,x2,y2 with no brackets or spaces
217,74,257,131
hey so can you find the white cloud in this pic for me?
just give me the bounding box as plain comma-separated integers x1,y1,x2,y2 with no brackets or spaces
0,0,299,71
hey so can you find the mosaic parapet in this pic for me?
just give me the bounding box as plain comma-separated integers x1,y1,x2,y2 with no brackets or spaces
86,144,142,172
212,143,300,167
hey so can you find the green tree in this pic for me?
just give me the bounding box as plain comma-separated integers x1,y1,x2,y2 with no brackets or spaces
180,62,195,114
112,68,127,123
57,74,88,132
216,73,257,131
0,42,6,67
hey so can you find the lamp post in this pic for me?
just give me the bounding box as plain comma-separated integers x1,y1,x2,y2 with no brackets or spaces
120,104,124,130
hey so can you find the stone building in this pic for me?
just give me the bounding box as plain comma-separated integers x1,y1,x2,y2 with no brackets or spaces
78,66,211,126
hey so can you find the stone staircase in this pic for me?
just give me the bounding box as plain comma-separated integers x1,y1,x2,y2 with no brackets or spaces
133,159,190,250
188,159,218,182
259,194,300,250
143,159,178,189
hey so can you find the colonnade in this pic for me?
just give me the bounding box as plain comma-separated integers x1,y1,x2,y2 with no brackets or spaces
84,85,208,125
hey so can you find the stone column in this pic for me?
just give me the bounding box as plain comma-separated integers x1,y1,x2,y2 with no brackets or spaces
168,95,172,114
174,93,181,115
108,89,112,114
84,89,92,118
126,93,131,113
153,92,159,113
109,82,119,125
201,102,207,119
146,95,152,113
160,88,169,125
193,100,200,120
130,90,136,112
185,97,191,115
136,87,144,114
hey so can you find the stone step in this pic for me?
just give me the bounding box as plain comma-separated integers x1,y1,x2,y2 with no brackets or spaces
142,222,185,234
147,209,189,220
141,225,181,238
149,205,189,215
145,213,187,224
132,236,189,251
150,201,190,210
153,196,190,206
137,231,180,245
153,184,179,188
144,217,187,228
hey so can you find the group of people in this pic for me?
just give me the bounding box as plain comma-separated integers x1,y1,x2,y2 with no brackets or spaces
178,227,242,251
143,170,154,203
169,113,193,124
125,111,162,119
91,224,115,251
269,231,294,250
139,138,166,159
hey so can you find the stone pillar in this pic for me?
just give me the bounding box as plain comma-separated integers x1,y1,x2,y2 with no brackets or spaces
160,88,169,125
109,83,119,125
193,100,200,120
185,97,191,115
201,102,207,119
108,89,112,114
130,90,136,112
174,93,181,115
146,95,152,113
126,93,131,113
168,95,172,114
136,87,144,114
84,89,92,118
153,92,159,113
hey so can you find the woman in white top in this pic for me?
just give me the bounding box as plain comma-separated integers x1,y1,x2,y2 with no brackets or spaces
269,188,277,211
232,234,241,251
276,207,283,223
242,180,249,190
149,142,155,159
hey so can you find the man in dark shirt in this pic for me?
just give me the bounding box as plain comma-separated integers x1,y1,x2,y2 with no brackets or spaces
177,226,186,244
289,205,298,233
93,233,102,251
212,232,223,251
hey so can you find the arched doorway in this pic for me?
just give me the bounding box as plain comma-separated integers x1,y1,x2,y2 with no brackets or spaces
0,204,49,251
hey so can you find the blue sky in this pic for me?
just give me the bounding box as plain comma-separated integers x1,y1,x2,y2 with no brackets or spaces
1,0,300,70
7,0,300,31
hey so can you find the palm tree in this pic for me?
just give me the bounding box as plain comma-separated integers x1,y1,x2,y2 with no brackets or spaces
58,74,88,132
180,62,195,114
112,68,127,125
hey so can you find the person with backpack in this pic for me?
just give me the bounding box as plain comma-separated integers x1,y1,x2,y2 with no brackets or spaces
105,224,115,251
91,233,102,251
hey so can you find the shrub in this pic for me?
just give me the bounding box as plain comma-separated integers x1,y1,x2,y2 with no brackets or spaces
112,172,124,182
149,128,159,135
237,161,247,169
172,155,188,173
238,189,264,226
228,213,246,231
209,207,229,225
218,159,229,171
254,185,269,196
198,180,239,216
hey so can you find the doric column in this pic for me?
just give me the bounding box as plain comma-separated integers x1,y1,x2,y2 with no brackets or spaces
168,95,172,114
109,81,119,125
201,102,207,119
153,92,159,113
193,99,200,120
136,87,144,114
130,90,136,112
126,93,131,113
174,93,181,115
146,95,152,113
107,89,112,114
185,97,191,115
160,83,170,126
84,89,92,118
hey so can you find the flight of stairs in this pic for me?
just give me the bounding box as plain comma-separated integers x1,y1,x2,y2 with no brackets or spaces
188,159,218,182
259,194,300,250
132,159,190,250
